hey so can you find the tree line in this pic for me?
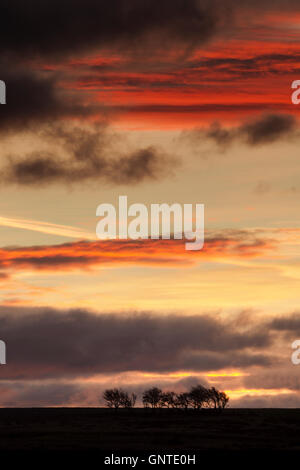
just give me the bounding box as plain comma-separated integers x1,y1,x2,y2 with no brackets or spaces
103,385,229,410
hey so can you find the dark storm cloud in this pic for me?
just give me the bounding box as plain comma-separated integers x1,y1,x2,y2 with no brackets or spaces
0,69,103,133
1,1,300,61
0,123,174,186
0,0,223,60
184,114,297,149
0,307,273,380
0,2,293,134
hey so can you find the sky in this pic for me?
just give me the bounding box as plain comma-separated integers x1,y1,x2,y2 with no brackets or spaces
1,0,300,407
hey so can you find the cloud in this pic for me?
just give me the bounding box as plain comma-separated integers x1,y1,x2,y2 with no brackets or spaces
231,393,300,408
0,306,296,406
0,272,9,280
2,1,300,61
243,370,300,393
184,114,298,150
0,230,275,272
0,216,96,240
77,52,300,91
254,181,272,195
1,6,294,135
0,306,272,380
0,381,79,407
268,312,300,335
0,123,174,186
0,0,224,60
0,374,214,407
1,147,169,187
242,114,297,145
114,103,285,115
0,378,298,408
0,376,205,407
0,69,102,133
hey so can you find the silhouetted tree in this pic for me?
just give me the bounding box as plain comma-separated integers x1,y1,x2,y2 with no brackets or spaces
188,385,210,409
103,388,137,409
190,386,230,410
160,391,177,408
176,392,190,410
120,391,137,409
207,387,219,409
103,385,230,411
103,388,122,409
142,387,162,408
208,388,229,409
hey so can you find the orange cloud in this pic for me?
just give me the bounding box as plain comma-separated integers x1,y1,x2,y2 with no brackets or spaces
0,231,275,273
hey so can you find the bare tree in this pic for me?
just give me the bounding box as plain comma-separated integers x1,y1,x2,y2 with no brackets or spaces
103,388,137,409
120,391,137,409
207,387,219,409
103,388,122,409
160,391,177,408
188,385,210,409
176,392,190,410
218,391,229,409
103,385,229,411
142,387,162,408
207,387,229,409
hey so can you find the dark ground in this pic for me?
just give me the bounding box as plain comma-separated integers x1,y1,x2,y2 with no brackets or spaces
0,408,300,464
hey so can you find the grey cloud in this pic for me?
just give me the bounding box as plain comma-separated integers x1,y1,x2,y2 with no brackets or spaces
0,306,272,380
232,394,300,408
242,114,296,145
0,124,174,186
0,382,79,408
268,312,300,334
185,114,297,150
243,370,300,393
